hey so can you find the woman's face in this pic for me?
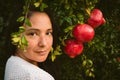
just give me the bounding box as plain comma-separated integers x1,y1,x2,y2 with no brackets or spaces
18,12,53,64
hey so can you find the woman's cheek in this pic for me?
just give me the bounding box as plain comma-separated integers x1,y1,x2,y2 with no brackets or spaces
49,36,53,47
27,38,38,48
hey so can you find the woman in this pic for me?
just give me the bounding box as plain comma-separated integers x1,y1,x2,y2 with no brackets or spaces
4,11,55,80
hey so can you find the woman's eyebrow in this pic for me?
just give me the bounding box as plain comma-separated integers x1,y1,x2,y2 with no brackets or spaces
26,28,39,32
26,28,53,32
47,28,53,31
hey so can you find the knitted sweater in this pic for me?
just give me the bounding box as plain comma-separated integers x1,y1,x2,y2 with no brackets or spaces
4,56,55,80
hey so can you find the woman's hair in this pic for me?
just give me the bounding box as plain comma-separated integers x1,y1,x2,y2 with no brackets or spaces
6,2,59,55
26,11,38,19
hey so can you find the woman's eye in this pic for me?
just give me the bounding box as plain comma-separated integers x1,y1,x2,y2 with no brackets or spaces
46,32,52,35
27,32,37,36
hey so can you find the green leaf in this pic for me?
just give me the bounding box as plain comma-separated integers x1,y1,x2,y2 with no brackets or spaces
64,17,72,25
23,5,29,15
56,45,61,52
34,2,40,7
19,26,26,33
40,3,48,11
85,69,90,76
89,72,95,77
50,47,54,53
21,35,28,46
64,25,73,33
11,32,20,37
51,54,56,62
17,16,25,22
11,37,20,43
82,60,87,67
54,51,61,56
77,13,84,24
86,59,93,68
24,18,32,27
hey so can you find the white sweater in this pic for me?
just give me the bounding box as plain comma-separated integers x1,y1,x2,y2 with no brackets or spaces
4,56,55,80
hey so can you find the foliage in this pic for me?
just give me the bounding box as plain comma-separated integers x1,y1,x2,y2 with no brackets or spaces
45,0,99,78
40,0,120,79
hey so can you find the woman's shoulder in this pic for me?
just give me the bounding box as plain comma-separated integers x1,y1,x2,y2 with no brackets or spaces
4,56,32,80
5,56,55,80
5,56,31,74
5,56,37,71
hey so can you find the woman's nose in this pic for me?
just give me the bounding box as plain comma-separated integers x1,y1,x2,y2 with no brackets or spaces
38,36,47,48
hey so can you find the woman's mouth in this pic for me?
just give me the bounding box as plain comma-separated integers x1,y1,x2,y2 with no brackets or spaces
35,50,48,56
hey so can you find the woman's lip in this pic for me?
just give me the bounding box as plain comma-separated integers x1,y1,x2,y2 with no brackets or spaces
35,50,47,55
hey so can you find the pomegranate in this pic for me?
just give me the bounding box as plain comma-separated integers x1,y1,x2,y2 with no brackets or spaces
64,39,84,58
73,24,95,42
90,9,103,21
88,9,106,28
101,17,106,25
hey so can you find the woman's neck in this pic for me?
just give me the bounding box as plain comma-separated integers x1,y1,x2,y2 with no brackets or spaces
15,49,38,66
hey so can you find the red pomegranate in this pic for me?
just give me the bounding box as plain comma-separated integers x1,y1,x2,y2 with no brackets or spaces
90,9,103,21
101,17,106,25
64,39,84,58
88,9,106,28
73,24,95,42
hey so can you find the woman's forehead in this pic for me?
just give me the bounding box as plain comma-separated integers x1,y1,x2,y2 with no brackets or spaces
30,13,51,25
29,12,49,20
23,12,52,32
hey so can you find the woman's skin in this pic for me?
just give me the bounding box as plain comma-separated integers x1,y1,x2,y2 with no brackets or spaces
16,12,53,66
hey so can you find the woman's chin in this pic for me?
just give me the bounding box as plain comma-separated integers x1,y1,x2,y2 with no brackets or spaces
37,56,48,62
